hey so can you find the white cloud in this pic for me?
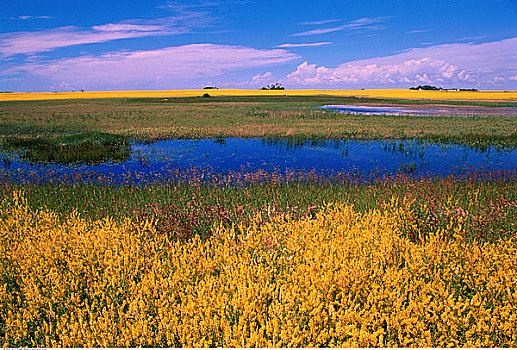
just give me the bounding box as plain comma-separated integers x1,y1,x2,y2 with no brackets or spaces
283,37,517,89
0,15,207,57
298,19,341,26
9,15,52,20
276,42,332,48
0,27,168,57
407,29,431,34
91,24,165,32
292,17,390,37
251,71,273,84
7,44,299,90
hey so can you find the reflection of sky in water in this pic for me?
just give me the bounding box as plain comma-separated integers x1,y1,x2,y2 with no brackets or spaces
1,138,517,184
319,105,517,116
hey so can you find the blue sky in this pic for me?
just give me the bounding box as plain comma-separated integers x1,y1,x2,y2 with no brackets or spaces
1,0,516,91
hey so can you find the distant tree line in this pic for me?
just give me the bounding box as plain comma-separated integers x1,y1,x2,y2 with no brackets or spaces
409,85,478,92
261,83,285,90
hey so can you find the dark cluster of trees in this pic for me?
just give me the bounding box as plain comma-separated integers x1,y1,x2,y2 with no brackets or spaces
261,83,285,90
410,85,441,90
409,85,478,92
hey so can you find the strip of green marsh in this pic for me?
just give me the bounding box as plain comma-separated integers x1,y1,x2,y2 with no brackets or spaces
1,96,517,147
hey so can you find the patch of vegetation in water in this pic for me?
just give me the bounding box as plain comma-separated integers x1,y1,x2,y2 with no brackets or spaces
0,132,130,164
425,132,517,150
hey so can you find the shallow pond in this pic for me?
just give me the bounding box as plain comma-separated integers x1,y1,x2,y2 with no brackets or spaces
1,138,516,184
320,104,517,117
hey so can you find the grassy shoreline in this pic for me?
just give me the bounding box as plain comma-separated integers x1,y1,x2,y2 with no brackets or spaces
3,170,516,242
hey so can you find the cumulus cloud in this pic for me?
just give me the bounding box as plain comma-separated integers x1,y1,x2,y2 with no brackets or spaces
292,17,390,36
0,15,207,57
251,71,273,84
283,37,517,89
6,44,299,90
276,42,332,48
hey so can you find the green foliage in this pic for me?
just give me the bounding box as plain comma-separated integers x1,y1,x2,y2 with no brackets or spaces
1,132,129,164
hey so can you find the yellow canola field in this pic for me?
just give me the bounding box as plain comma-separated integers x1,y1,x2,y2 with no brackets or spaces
1,89,517,101
1,193,517,347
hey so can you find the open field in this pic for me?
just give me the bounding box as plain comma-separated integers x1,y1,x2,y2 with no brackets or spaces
1,96,517,147
1,93,517,347
1,88,517,102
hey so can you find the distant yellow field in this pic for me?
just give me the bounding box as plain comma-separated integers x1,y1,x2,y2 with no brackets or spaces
1,89,516,101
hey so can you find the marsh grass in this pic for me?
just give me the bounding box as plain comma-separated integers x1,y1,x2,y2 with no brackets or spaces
1,96,517,147
3,170,516,242
1,132,129,164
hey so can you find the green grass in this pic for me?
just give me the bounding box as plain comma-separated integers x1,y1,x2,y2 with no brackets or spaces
1,96,517,148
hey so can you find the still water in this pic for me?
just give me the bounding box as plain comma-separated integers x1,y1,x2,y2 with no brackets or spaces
320,105,517,117
1,138,516,184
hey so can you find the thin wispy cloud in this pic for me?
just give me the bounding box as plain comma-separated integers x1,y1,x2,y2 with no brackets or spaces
160,1,250,17
298,19,341,26
91,24,166,32
9,15,52,20
292,16,391,36
0,15,208,57
5,44,299,90
160,1,219,11
455,35,489,42
276,42,332,48
283,37,517,89
408,29,431,34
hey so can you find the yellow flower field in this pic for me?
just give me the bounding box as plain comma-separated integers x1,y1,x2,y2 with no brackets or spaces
1,192,516,347
1,88,516,101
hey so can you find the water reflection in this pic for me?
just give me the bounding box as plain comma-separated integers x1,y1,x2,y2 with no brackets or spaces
1,138,516,184
320,104,517,117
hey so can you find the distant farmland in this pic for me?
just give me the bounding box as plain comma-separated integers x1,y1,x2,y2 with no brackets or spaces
1,88,517,101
